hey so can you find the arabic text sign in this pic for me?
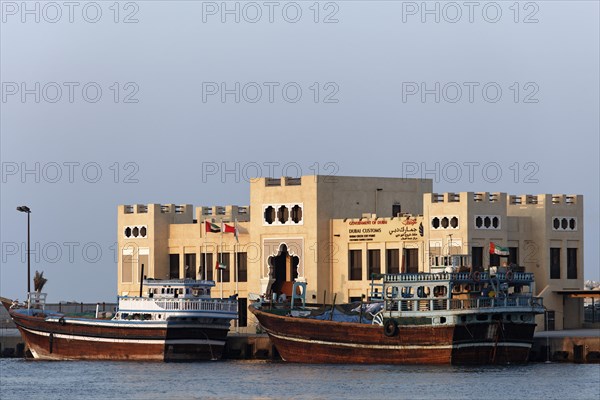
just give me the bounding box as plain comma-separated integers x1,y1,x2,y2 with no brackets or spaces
347,217,423,242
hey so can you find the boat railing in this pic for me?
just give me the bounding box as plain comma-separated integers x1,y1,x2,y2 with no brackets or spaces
27,292,47,311
143,279,215,287
369,283,384,300
120,297,238,313
386,295,543,313
489,272,534,282
449,295,543,310
380,271,534,283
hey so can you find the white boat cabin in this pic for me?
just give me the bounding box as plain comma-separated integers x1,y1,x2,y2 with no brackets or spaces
114,279,237,322
144,278,214,299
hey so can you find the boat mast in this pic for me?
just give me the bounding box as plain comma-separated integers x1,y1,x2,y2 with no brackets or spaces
139,264,144,297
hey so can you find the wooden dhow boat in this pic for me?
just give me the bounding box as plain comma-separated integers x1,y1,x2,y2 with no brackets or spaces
1,279,238,361
250,266,544,365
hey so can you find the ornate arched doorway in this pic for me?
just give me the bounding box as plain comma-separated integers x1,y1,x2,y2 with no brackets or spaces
267,244,299,297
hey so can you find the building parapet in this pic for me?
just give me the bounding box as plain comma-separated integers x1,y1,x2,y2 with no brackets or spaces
265,177,281,186
160,204,190,214
285,177,301,186
119,203,249,222
550,194,578,205
425,192,504,204
429,193,444,203
197,205,250,221
262,176,303,187
120,204,192,215
447,192,460,202
473,192,502,202
426,192,580,206
508,194,580,206
122,204,147,214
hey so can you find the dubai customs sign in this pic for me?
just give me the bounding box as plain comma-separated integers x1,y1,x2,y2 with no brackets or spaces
347,216,423,242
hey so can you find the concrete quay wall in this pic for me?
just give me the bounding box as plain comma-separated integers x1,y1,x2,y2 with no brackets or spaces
530,330,600,363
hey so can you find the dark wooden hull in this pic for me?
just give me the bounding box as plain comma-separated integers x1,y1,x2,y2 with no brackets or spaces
250,306,536,365
451,320,536,364
5,305,230,361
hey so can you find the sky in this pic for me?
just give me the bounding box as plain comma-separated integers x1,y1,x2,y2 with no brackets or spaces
1,0,599,302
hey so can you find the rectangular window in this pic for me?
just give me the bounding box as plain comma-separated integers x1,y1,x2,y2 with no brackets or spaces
185,253,196,279
349,250,362,281
169,254,180,279
567,248,577,279
489,253,500,267
218,253,230,282
139,254,149,283
238,298,247,327
386,249,400,274
472,247,483,271
508,247,518,265
404,248,419,273
236,252,248,282
200,253,213,281
550,248,561,279
392,204,401,217
121,255,133,283
367,249,381,278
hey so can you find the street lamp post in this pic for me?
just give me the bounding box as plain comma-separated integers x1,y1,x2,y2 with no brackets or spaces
17,206,31,294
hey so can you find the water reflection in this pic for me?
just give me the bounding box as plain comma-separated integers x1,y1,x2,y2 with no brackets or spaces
1,359,598,400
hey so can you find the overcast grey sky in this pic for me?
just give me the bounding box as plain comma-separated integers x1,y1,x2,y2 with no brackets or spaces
1,0,598,302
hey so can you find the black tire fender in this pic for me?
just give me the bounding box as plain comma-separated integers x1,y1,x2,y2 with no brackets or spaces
383,319,399,337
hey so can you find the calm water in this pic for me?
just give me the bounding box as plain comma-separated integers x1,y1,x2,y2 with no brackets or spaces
1,359,599,400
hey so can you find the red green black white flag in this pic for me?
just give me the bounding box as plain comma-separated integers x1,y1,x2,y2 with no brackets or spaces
489,242,509,256
215,261,227,270
205,221,221,233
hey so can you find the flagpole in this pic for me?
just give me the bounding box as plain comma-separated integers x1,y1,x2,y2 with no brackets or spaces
234,219,239,296
235,240,239,333
203,222,207,281
220,222,224,299
235,241,238,297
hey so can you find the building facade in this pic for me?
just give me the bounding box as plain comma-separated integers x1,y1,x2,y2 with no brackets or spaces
117,176,584,331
